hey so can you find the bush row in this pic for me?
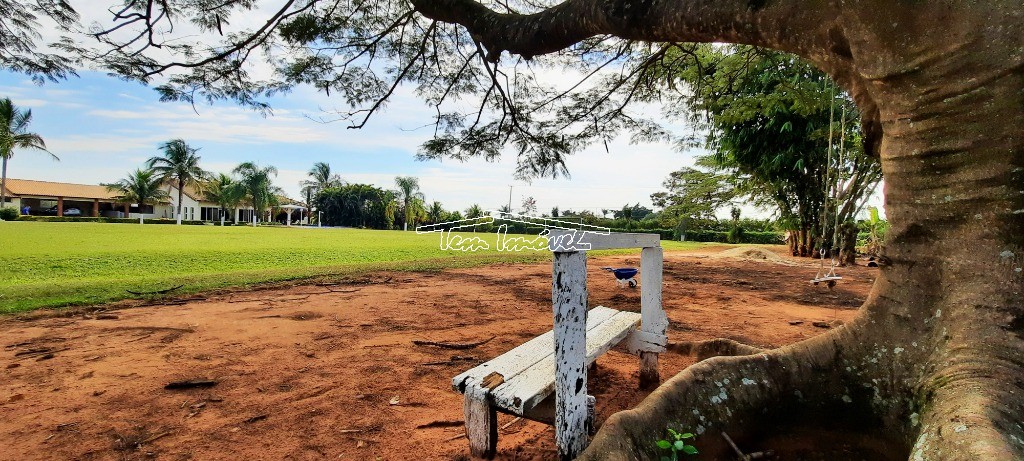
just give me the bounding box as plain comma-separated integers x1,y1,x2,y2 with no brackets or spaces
0,207,19,221
449,222,782,245
680,230,784,244
15,216,207,225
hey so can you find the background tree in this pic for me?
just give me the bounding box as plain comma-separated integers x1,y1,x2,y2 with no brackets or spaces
426,201,445,224
0,2,79,83
666,46,882,256
394,176,423,231
315,183,396,229
860,206,889,258
1,98,56,208
104,169,169,224
612,203,653,229
147,139,206,225
233,162,278,227
465,204,484,220
650,167,737,222
407,197,428,229
520,196,537,215
300,184,316,221
301,162,342,196
445,210,463,222
203,173,244,226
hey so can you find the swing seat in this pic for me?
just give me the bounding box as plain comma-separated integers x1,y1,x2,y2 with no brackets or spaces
811,275,842,288
810,275,842,284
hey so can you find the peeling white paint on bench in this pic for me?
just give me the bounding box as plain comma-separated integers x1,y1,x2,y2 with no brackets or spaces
490,308,641,415
623,329,668,354
453,306,640,419
451,307,620,395
452,231,665,459
639,246,668,387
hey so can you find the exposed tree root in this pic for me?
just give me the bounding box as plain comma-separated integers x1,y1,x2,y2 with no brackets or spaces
667,338,764,361
580,331,891,460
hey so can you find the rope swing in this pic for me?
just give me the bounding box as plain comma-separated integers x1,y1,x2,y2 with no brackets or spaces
811,84,844,288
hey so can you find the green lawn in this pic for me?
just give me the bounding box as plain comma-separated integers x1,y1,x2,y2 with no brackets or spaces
0,221,705,313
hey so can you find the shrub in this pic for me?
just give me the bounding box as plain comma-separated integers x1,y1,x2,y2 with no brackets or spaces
727,226,746,244
677,230,783,244
15,216,206,225
0,207,20,221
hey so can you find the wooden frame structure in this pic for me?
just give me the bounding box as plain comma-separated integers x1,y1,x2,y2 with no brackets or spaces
452,232,668,459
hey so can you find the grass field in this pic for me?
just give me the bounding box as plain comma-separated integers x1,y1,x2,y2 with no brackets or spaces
0,221,705,313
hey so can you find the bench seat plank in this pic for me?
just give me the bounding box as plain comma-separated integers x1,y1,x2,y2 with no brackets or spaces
490,310,640,415
452,306,641,416
452,306,619,393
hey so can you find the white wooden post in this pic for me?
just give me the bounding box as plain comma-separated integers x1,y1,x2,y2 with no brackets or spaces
552,250,588,460
639,246,667,388
463,385,497,458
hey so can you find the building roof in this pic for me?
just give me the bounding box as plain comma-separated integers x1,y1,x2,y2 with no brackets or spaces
1,178,118,200
276,194,306,207
163,180,204,202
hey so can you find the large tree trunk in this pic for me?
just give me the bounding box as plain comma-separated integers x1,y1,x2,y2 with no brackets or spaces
584,7,1024,461
414,1,1024,459
583,59,1024,455
838,221,858,266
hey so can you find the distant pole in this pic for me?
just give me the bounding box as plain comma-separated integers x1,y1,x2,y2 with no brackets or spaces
507,185,513,213
318,211,322,228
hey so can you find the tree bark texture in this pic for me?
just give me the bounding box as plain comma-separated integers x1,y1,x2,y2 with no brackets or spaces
414,1,1024,459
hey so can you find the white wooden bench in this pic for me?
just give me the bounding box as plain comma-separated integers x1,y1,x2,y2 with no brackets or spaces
452,232,668,459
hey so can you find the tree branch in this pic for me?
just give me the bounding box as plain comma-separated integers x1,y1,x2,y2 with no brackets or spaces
410,0,831,62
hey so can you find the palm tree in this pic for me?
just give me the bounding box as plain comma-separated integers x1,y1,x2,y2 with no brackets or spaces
234,162,278,226
1,98,57,208
394,175,424,231
427,201,445,224
147,139,206,225
302,162,342,191
301,162,342,225
465,204,484,219
408,197,428,229
104,169,170,224
203,173,245,226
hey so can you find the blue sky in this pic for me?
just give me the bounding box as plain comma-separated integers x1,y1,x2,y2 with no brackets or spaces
0,70,720,216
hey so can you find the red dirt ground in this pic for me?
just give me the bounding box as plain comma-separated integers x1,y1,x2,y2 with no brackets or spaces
0,246,875,461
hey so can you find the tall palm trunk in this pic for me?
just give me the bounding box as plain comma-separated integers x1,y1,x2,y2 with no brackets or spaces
1,156,8,208
176,179,184,225
220,207,226,226
403,198,410,231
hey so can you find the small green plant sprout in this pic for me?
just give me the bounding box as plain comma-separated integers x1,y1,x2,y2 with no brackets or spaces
657,428,698,460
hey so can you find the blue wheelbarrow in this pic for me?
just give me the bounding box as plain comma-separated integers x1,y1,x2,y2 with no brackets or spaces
602,267,639,288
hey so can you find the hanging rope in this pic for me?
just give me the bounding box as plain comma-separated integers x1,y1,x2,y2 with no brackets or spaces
832,102,847,256
812,83,843,287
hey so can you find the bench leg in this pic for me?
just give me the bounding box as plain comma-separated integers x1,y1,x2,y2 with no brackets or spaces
585,395,597,436
463,388,497,459
639,351,660,389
